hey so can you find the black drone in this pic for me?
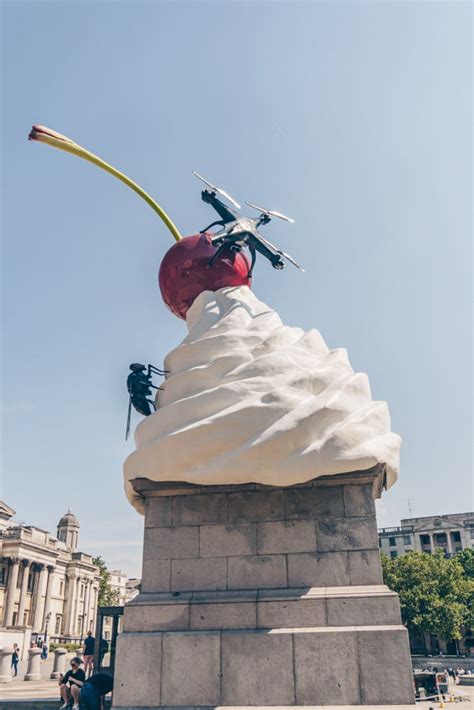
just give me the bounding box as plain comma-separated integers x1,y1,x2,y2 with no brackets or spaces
193,171,304,277
126,363,166,439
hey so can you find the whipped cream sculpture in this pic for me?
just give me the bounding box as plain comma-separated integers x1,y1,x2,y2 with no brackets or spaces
124,286,400,512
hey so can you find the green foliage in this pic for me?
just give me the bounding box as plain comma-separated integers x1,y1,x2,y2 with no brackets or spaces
92,555,120,607
49,642,81,652
381,549,474,641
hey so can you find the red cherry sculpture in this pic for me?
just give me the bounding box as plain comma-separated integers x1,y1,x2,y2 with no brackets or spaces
159,233,251,319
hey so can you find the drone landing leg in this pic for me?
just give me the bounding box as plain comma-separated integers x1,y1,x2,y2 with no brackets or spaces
248,245,257,278
208,243,228,268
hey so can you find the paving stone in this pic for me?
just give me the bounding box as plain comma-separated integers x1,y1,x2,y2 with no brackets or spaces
221,631,294,705
357,627,415,704
161,631,221,706
285,485,344,519
227,489,285,523
316,515,378,552
343,483,375,517
144,496,173,528
140,559,171,593
287,551,350,587
349,549,384,585
190,600,257,629
199,523,257,557
257,520,317,554
294,630,360,704
143,525,199,560
227,555,287,589
173,493,227,526
258,598,326,628
171,558,227,592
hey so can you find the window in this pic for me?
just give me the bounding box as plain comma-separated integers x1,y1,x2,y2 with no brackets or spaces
27,568,35,592
420,534,430,545
55,614,62,634
23,611,29,625
470,529,474,539
12,612,17,625
59,579,64,596
389,537,396,547
403,535,412,545
80,584,85,599
390,551,398,559
0,561,7,586
452,531,461,542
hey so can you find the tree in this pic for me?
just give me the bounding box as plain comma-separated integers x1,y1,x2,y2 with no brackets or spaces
92,556,120,607
381,549,474,649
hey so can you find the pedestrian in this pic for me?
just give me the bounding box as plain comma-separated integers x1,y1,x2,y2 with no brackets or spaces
11,644,19,677
41,642,48,660
82,630,95,678
79,672,113,710
59,656,85,710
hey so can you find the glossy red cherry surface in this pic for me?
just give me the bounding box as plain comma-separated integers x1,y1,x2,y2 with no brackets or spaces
158,233,251,319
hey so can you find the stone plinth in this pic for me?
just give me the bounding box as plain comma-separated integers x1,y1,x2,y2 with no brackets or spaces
113,467,415,708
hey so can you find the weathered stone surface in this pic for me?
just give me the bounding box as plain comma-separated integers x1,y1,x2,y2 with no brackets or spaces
327,593,401,626
227,554,287,589
228,489,284,523
124,601,190,631
113,632,162,707
161,631,221,706
141,559,171,593
294,630,360,704
199,523,257,557
143,525,199,560
349,549,384,585
287,551,350,587
145,496,173,528
343,483,375,517
221,631,295,705
317,515,378,552
285,485,344,519
171,557,227,591
257,520,317,554
190,600,256,629
258,598,326,628
173,493,227,526
357,628,415,704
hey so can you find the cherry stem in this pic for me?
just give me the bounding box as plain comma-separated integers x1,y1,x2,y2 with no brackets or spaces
29,127,182,242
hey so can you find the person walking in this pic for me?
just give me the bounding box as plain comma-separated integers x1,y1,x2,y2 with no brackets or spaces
11,645,19,677
82,630,95,678
59,656,85,710
79,672,114,710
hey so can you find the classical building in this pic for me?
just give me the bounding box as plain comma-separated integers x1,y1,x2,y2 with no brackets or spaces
0,501,100,643
379,511,474,558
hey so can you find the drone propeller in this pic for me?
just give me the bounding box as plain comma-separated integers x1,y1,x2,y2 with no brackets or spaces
256,231,305,272
192,171,241,210
245,200,295,223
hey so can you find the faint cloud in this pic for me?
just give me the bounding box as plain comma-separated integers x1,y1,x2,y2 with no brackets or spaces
1,400,37,414
81,539,141,549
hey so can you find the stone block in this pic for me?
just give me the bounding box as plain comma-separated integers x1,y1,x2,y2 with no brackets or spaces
316,515,379,552
161,631,221,706
257,520,317,554
171,557,227,591
221,630,295,705
294,630,360,704
258,597,326,628
227,554,287,589
190,600,256,629
173,492,227,526
143,525,199,560
357,627,415,704
287,551,350,587
113,632,162,707
124,601,190,631
227,489,284,523
199,523,257,557
285,485,344,519
327,593,401,626
144,496,173,528
343,483,375,517
349,549,384,585
141,559,171,593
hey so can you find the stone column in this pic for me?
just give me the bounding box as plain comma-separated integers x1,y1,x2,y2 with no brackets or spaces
17,559,31,626
32,563,48,631
42,565,55,628
63,571,77,636
3,558,20,626
24,647,42,681
72,576,81,637
429,532,435,552
446,533,454,554
50,648,67,679
0,646,13,683
83,578,92,632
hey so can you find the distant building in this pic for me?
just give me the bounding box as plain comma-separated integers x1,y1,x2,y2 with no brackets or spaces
379,512,474,559
0,502,100,644
126,577,141,602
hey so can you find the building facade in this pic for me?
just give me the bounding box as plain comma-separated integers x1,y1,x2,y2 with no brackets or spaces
0,502,100,644
379,511,474,558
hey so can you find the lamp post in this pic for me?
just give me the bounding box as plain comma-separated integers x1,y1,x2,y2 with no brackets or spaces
44,612,51,645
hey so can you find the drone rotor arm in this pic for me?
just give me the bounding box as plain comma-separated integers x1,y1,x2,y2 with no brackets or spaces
245,201,294,223
193,171,241,210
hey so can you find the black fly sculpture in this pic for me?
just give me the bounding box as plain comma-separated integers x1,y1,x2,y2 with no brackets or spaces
193,171,304,278
126,363,167,440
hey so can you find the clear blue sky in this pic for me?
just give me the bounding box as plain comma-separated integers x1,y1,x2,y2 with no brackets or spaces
1,1,472,577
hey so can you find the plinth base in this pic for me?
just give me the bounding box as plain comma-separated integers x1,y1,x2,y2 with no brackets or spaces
113,468,415,708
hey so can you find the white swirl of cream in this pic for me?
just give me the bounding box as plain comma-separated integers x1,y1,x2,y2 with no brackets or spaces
124,286,400,512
